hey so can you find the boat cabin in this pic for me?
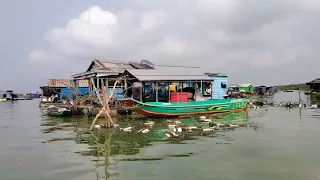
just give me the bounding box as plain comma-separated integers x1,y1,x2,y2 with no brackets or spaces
123,65,214,103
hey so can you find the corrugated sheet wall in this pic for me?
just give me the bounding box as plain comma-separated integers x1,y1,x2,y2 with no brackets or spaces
211,76,228,99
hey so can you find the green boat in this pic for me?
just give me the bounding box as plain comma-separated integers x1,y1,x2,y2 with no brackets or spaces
47,110,72,117
123,98,248,118
47,106,72,117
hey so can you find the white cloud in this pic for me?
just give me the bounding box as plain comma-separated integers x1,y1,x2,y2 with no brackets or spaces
28,1,320,85
28,49,48,63
44,6,119,57
140,11,167,31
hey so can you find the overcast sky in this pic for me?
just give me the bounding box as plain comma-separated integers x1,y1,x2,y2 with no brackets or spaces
1,0,320,92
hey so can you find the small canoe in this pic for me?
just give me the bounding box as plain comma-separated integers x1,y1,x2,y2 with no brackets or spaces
47,110,72,117
47,106,72,117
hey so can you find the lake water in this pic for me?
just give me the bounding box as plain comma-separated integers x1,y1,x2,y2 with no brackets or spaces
1,91,320,180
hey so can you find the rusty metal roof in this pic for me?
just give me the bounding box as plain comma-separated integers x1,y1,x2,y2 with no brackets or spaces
48,79,71,87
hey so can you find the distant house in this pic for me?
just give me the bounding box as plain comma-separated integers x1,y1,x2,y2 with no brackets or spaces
254,86,267,95
306,78,320,92
205,73,228,99
40,79,89,101
229,84,240,92
266,86,275,95
239,84,254,93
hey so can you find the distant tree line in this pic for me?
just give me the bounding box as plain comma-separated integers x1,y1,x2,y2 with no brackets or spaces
274,83,310,91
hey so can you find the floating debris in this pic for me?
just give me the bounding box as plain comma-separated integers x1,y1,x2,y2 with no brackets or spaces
144,121,155,126
138,128,150,134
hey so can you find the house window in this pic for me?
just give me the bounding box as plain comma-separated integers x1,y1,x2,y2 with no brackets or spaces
221,82,227,89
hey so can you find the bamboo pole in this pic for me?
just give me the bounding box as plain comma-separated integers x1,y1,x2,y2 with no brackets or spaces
90,78,120,130
90,78,103,106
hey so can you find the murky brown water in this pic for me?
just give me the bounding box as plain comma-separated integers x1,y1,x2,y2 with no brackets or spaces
1,91,320,180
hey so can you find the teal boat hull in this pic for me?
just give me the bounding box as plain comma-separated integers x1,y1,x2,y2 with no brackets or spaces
124,98,248,117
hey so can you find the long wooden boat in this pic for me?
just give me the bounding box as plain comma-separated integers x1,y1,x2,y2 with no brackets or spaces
121,98,248,117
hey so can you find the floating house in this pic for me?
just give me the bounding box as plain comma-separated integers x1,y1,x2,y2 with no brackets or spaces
122,65,213,102
266,86,274,95
205,73,228,99
40,79,89,101
306,78,320,92
254,86,267,95
239,84,254,93
71,59,155,99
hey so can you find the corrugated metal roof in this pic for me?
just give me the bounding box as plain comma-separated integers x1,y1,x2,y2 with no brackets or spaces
239,84,253,87
205,72,228,77
126,65,212,81
229,84,239,87
307,78,320,84
48,79,71,87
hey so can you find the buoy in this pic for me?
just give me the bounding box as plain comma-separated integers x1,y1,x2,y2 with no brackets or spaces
93,125,101,129
173,127,182,133
144,121,155,126
202,128,214,132
122,127,133,132
168,124,177,129
174,120,182,124
188,126,198,131
228,124,240,128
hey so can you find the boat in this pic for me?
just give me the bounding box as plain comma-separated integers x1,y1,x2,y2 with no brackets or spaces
0,98,7,102
46,105,72,117
122,98,248,117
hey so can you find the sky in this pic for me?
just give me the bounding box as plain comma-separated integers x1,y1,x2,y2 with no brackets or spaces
1,0,320,92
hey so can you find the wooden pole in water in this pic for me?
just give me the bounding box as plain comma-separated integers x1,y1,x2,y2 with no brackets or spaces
90,78,103,106
180,82,182,102
168,82,171,102
155,82,158,102
90,78,120,130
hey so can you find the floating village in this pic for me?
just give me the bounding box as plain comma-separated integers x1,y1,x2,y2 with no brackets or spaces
1,59,320,139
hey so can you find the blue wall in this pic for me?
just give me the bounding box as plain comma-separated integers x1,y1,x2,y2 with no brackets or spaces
208,75,229,99
60,87,89,100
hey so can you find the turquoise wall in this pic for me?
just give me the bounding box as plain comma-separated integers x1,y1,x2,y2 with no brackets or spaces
209,76,228,99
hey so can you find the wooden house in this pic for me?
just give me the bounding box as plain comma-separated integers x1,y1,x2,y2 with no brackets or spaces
306,78,320,92
205,73,228,99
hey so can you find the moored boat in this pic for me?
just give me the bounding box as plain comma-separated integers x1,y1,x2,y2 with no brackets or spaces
0,98,7,102
123,98,248,117
46,105,72,117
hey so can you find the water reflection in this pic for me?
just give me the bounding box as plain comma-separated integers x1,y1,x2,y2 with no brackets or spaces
40,110,249,179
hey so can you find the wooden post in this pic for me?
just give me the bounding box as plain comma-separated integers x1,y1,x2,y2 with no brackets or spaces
124,78,128,97
139,82,143,101
200,80,203,96
90,78,103,106
211,81,213,100
155,82,158,102
90,78,120,131
168,82,171,102
97,77,100,89
180,82,182,102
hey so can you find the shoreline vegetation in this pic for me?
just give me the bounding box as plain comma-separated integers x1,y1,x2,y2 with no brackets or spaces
274,83,310,91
